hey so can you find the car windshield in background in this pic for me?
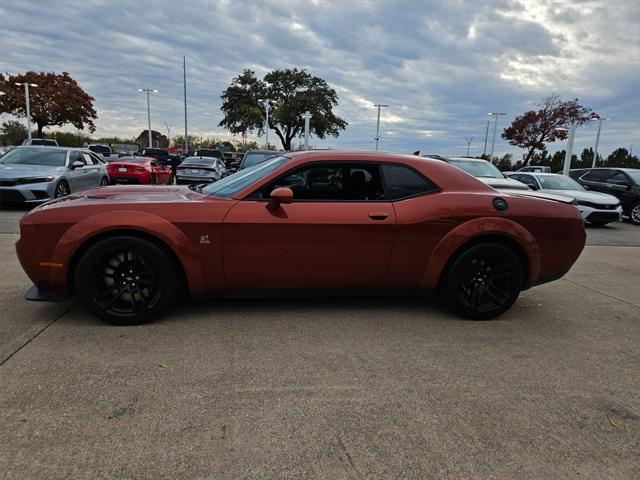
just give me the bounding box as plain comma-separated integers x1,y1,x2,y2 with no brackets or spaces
0,148,67,167
89,145,111,154
29,139,57,146
119,157,148,164
244,152,276,168
182,157,216,166
538,175,585,191
626,170,640,184
448,159,503,178
202,155,289,198
195,150,222,158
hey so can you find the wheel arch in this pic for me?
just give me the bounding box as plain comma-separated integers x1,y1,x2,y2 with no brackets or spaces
420,217,541,290
48,211,206,295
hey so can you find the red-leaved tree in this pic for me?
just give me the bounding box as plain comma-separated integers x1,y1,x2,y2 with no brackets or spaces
502,95,595,166
0,71,97,137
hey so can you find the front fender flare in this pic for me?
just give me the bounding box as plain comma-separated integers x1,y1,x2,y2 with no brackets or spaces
420,217,540,290
49,210,206,293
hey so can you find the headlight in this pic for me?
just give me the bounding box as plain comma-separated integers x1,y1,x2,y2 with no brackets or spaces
18,176,55,184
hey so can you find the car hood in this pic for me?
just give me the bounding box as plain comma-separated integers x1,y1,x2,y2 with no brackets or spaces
0,163,66,179
35,185,212,210
500,189,577,204
477,177,530,190
539,189,620,205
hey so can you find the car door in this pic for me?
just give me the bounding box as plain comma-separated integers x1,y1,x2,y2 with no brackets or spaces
603,170,635,208
81,152,103,187
65,151,91,192
221,162,397,290
578,169,610,193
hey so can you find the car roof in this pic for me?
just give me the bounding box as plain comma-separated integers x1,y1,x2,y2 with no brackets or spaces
13,145,91,153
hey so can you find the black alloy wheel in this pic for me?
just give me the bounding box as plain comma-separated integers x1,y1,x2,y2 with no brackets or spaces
630,203,640,225
444,243,523,320
75,236,178,325
54,180,70,198
100,176,109,186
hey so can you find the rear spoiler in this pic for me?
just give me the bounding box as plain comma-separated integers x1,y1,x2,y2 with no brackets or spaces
497,189,577,205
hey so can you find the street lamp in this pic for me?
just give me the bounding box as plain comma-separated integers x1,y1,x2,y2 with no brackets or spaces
14,82,38,142
466,137,474,157
555,125,576,176
373,104,389,150
591,117,609,168
302,111,311,150
138,88,158,147
164,121,172,149
487,112,506,160
259,98,271,149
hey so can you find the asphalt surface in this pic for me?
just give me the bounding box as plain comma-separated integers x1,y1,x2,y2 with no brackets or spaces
1,204,639,479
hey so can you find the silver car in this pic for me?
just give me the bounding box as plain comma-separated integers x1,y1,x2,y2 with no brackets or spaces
0,146,109,204
506,172,623,226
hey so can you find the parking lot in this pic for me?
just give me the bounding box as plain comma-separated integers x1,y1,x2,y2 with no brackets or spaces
1,205,638,480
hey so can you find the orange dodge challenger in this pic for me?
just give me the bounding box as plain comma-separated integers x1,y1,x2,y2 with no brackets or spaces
16,151,586,325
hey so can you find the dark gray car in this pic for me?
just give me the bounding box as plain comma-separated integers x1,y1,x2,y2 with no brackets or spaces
0,146,109,203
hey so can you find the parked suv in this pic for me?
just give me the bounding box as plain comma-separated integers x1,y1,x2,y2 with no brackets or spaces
569,168,640,225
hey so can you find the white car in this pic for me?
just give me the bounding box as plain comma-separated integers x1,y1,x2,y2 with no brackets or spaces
506,172,623,226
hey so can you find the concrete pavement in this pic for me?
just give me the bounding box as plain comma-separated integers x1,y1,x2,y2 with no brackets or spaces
0,208,639,479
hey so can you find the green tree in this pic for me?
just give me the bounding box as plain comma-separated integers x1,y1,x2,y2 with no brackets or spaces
606,148,639,168
219,68,347,150
0,120,28,145
0,71,97,137
492,153,513,171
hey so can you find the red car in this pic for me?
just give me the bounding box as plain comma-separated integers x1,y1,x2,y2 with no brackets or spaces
107,156,173,185
16,151,586,325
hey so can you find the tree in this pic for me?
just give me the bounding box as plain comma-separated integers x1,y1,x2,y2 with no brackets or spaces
502,95,594,166
0,71,97,137
219,68,347,150
493,153,513,172
606,148,639,168
0,120,28,145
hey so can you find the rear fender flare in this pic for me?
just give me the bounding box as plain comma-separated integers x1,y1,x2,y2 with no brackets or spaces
49,210,206,292
420,217,540,289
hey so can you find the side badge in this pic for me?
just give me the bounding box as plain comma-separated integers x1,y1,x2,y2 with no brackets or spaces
493,197,508,211
199,234,210,244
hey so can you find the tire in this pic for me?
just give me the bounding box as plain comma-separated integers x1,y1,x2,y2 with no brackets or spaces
149,174,157,185
54,180,70,198
443,243,523,320
99,176,109,187
74,236,178,325
169,174,175,185
629,203,640,226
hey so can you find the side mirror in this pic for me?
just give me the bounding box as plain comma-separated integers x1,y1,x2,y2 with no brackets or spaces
70,160,85,169
529,183,539,191
266,187,293,211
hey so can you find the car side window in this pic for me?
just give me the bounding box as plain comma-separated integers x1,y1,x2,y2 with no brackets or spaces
82,153,95,165
606,171,629,185
582,170,609,182
517,174,538,189
381,164,438,200
254,163,385,201
69,151,84,165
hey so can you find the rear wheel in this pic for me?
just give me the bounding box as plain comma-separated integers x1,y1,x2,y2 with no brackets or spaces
149,174,157,185
443,243,523,320
629,203,640,225
54,180,70,198
99,176,109,186
74,236,178,325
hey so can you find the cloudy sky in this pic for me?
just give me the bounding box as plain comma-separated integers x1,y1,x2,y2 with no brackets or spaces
1,0,639,158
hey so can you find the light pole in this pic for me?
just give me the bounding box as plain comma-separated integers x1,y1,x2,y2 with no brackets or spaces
591,117,609,168
302,110,311,150
183,56,189,154
488,112,505,160
466,137,474,157
138,88,158,147
556,124,577,176
15,82,38,142
259,99,271,149
482,120,489,156
373,104,389,150
164,122,172,149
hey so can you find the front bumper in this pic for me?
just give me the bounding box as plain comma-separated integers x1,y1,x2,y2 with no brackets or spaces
576,204,622,223
0,182,56,203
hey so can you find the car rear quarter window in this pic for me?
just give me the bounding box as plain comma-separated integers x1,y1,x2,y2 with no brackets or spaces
582,170,609,182
381,164,438,200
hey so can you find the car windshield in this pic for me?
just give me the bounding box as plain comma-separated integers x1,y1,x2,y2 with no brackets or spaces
119,157,148,164
30,139,57,146
0,148,67,166
202,155,289,198
243,152,276,168
626,170,640,184
196,150,221,158
182,157,215,166
538,175,585,191
448,159,504,178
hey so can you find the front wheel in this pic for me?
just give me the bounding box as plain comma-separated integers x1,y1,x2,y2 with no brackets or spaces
629,203,640,225
443,243,523,320
54,180,70,198
100,176,109,187
74,236,178,325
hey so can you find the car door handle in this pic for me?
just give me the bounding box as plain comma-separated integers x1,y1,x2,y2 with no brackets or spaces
368,212,389,220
